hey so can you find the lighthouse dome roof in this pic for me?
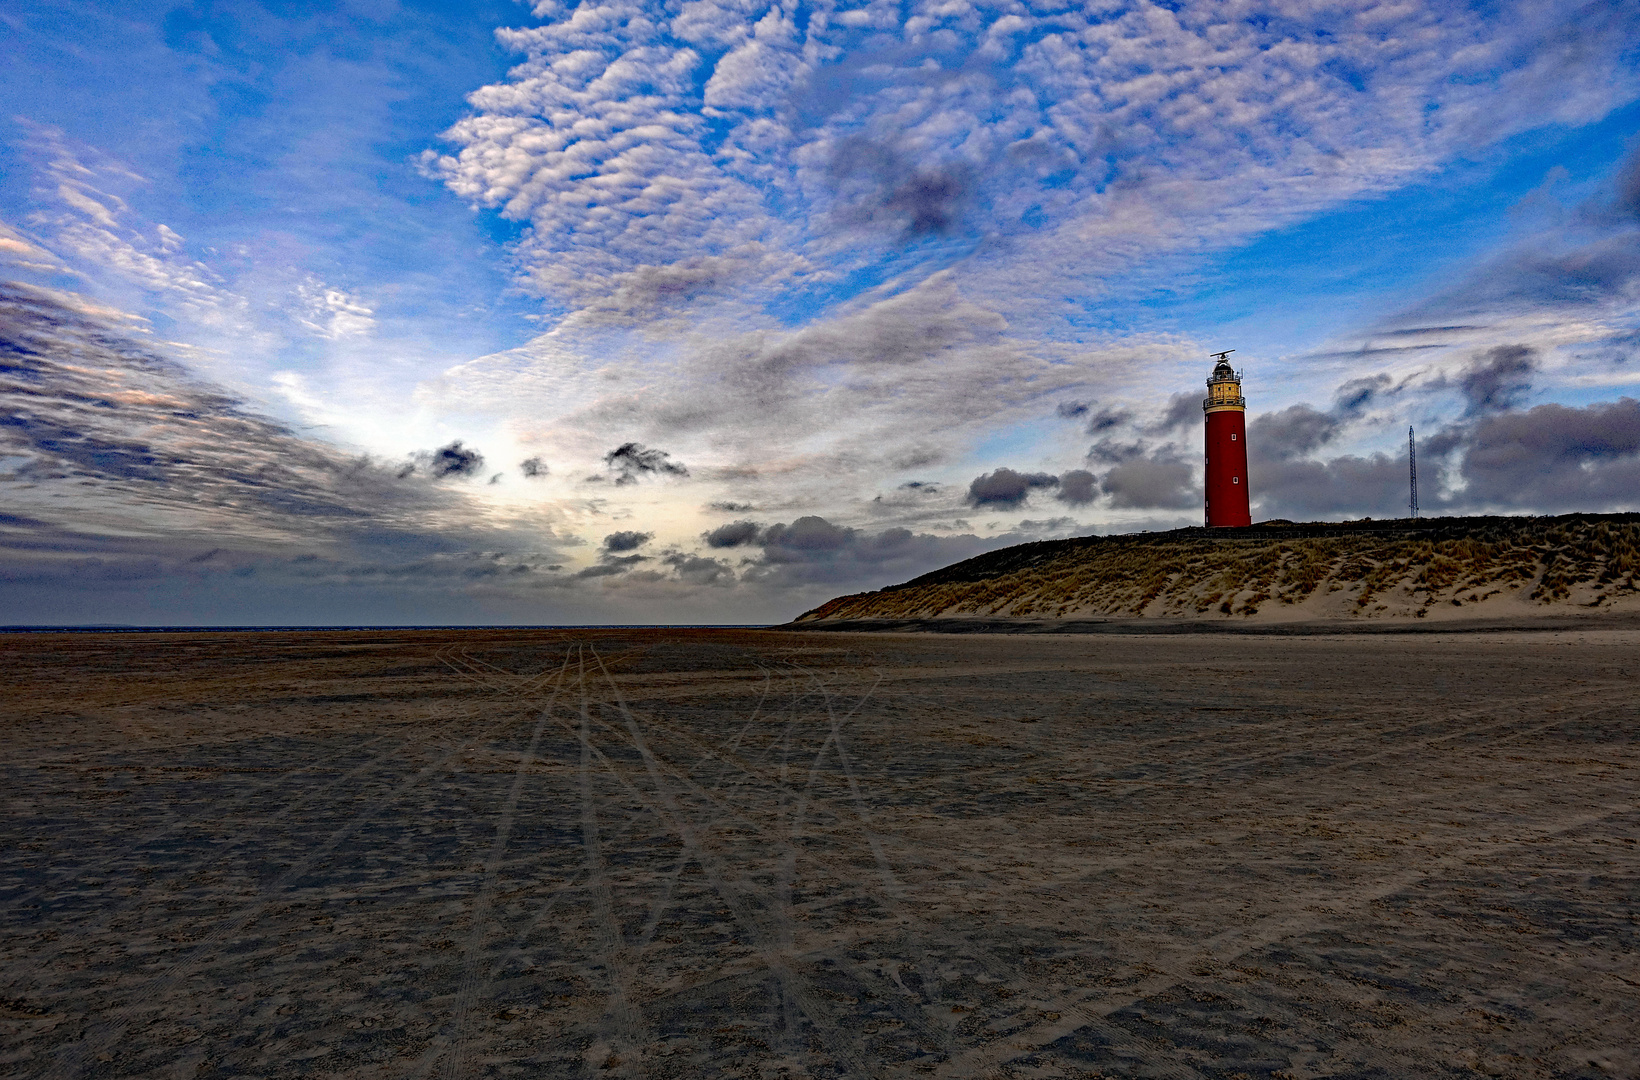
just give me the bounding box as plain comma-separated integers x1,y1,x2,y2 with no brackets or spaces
1211,360,1236,380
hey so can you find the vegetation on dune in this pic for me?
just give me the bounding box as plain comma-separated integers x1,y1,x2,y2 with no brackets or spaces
798,514,1640,622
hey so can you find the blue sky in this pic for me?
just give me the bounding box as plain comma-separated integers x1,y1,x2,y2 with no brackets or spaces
3,0,1639,624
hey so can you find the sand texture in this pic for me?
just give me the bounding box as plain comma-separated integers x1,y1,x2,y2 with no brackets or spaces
1,627,1637,1078
795,515,1640,625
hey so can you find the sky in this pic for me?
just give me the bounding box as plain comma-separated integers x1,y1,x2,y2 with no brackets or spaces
2,0,1639,626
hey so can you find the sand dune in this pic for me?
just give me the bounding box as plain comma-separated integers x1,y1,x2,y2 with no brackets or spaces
797,514,1640,627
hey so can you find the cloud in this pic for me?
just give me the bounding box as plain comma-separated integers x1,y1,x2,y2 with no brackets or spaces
1100,457,1196,511
1248,450,1408,520
966,468,1060,509
0,282,438,531
1239,360,1640,519
604,442,689,485
1148,392,1201,434
1016,517,1080,536
17,124,242,318
1055,469,1097,506
602,529,652,552
0,281,591,621
1450,345,1538,415
1334,374,1395,416
759,515,852,555
827,136,974,239
575,561,632,579
519,456,548,478
1086,407,1133,434
662,551,735,586
422,0,1640,338
297,277,375,339
704,520,761,548
1420,235,1640,321
740,514,1010,589
1617,143,1640,221
1457,397,1640,511
568,243,812,326
1056,400,1134,433
1397,144,1640,332
1251,405,1344,460
415,441,486,479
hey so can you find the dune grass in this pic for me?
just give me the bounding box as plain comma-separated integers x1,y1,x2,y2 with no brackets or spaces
799,514,1640,622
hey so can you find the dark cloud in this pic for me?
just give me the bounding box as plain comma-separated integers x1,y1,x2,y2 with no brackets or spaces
417,441,485,479
1616,142,1640,221
1376,325,1489,338
740,515,1011,590
759,516,853,555
572,248,773,324
662,552,735,586
604,442,688,485
1055,469,1097,506
1248,450,1407,519
1457,397,1640,511
1450,345,1538,415
1100,457,1195,510
1299,343,1449,362
1086,407,1132,433
1,413,174,483
1245,381,1640,519
828,136,973,238
704,520,762,548
1392,147,1640,328
966,468,1059,509
1238,373,1419,517
0,282,455,530
575,562,630,578
576,547,651,579
1334,374,1393,416
519,456,548,478
708,500,754,512
1059,401,1133,433
1087,438,1148,465
1017,517,1079,534
899,480,940,492
1250,405,1343,460
1410,234,1640,320
603,530,653,552
1148,392,1200,433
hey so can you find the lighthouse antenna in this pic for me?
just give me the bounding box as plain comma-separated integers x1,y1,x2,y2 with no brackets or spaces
1209,349,1235,362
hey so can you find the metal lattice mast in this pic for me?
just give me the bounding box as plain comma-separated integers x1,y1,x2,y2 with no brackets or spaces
1408,426,1418,520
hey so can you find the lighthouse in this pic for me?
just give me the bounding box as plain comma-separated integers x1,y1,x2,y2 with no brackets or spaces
1203,351,1251,528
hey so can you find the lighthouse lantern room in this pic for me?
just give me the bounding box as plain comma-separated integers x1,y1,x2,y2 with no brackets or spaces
1203,351,1252,528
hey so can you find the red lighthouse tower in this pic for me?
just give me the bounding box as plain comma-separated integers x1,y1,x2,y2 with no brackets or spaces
1203,351,1251,527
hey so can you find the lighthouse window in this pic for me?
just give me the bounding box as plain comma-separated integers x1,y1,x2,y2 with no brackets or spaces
1230,434,1236,441
1233,476,1240,484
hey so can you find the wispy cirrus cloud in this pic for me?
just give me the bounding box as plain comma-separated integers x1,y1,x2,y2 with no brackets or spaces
0,282,456,542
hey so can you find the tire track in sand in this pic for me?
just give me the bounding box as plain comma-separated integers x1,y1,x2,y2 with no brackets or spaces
585,645,878,1078
423,645,577,1080
45,663,544,1080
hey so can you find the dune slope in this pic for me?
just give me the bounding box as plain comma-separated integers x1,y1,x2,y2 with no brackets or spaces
796,514,1640,624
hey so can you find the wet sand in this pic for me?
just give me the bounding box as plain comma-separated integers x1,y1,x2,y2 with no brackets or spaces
1,627,1636,1079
